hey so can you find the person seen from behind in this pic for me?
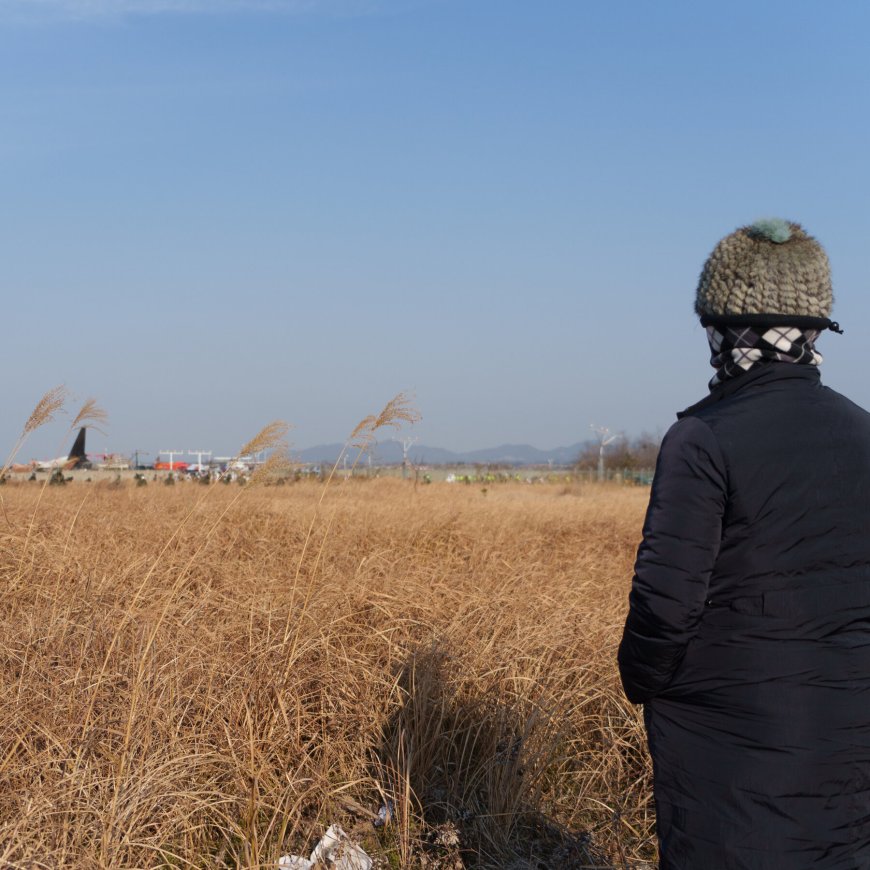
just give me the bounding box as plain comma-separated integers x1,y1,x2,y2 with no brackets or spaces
618,218,870,869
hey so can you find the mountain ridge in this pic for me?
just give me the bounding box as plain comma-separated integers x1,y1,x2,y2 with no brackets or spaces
293,440,589,466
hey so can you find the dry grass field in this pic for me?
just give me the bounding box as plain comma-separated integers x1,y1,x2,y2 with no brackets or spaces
0,471,654,869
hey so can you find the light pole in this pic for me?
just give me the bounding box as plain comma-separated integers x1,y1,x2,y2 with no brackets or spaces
590,425,617,482
159,449,185,472
394,436,418,480
188,450,212,473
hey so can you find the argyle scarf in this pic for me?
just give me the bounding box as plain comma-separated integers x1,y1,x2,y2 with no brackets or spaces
706,324,823,389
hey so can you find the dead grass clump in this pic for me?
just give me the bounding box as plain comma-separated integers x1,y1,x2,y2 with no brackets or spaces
0,480,653,868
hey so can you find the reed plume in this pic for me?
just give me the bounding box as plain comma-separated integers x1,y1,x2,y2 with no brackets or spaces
70,398,108,433
23,385,68,436
1,385,69,479
240,421,291,458
351,392,421,450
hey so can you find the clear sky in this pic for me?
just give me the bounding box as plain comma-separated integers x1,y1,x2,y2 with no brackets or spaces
3,0,869,460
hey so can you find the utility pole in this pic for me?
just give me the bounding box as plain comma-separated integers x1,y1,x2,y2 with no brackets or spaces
132,449,150,469
590,425,617,482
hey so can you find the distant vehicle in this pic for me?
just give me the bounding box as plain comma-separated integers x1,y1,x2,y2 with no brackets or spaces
18,427,93,472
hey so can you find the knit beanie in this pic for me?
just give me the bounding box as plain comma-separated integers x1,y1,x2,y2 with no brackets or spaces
694,219,833,320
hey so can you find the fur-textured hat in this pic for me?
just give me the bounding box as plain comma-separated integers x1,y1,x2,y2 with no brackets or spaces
695,219,833,319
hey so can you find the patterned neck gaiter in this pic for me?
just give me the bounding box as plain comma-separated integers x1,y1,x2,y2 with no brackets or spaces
706,324,823,389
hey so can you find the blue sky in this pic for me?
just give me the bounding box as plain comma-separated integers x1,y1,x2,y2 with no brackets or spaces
3,0,869,459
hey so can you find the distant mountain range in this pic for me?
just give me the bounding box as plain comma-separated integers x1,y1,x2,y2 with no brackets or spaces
293,441,590,467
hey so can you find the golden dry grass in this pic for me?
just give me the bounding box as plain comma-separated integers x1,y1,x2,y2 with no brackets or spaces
0,477,654,869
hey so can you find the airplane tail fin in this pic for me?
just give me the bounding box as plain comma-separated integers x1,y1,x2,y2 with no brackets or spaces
68,427,87,462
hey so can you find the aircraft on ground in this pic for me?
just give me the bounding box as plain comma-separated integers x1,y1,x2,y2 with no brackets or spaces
11,428,92,473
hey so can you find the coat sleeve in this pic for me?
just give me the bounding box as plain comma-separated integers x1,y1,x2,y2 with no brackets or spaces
618,415,727,704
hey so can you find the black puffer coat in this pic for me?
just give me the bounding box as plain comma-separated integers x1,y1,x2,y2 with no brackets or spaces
618,363,870,869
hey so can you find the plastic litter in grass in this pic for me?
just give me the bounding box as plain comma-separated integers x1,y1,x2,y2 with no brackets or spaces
278,824,373,870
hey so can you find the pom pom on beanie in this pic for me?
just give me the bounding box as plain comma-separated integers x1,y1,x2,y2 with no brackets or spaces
748,217,792,243
695,219,833,318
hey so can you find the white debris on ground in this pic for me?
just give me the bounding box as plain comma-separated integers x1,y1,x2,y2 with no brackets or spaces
277,858,314,870
372,800,394,828
278,824,373,870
